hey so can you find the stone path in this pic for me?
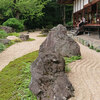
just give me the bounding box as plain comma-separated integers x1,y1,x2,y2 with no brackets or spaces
0,31,46,71
69,43,100,100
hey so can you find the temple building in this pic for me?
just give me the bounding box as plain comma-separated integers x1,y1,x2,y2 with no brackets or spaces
58,0,100,27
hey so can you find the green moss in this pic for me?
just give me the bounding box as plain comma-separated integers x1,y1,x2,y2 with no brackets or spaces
37,34,47,37
26,38,35,41
0,51,38,100
64,56,81,73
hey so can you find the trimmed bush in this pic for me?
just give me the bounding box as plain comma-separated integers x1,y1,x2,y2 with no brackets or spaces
0,43,6,52
3,18,24,32
0,30,8,39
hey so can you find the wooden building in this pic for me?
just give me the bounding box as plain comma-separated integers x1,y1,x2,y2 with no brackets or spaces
58,0,100,27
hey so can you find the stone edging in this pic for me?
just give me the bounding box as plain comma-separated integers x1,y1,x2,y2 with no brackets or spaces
68,34,100,52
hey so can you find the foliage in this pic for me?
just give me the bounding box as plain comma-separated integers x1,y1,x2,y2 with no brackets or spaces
8,32,20,37
3,18,24,32
96,49,100,52
5,40,15,48
0,51,38,100
37,34,47,37
64,56,81,72
89,45,94,50
67,21,73,26
0,30,8,39
0,0,73,29
26,38,35,41
0,43,6,52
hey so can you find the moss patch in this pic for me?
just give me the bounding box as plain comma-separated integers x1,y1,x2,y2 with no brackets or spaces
37,34,47,37
0,51,38,100
26,38,35,41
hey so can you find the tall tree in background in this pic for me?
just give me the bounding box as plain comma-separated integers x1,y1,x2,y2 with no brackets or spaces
0,0,73,29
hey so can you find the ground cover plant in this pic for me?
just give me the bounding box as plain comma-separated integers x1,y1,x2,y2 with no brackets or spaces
0,50,81,100
0,43,6,52
0,51,38,100
64,56,81,72
0,30,20,39
37,34,47,37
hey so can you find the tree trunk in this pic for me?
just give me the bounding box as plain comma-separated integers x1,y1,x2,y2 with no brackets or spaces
63,5,66,26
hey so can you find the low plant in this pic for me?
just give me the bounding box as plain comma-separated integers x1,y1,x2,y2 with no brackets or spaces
0,43,6,52
89,45,94,49
8,32,20,37
5,41,15,48
64,56,81,73
13,39,22,42
26,38,35,41
0,30,8,39
96,49,100,52
37,34,47,37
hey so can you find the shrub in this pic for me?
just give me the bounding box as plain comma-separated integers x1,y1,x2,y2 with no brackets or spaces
89,45,94,49
96,49,100,52
3,18,24,32
0,30,8,39
0,43,6,52
67,21,73,26
45,24,53,29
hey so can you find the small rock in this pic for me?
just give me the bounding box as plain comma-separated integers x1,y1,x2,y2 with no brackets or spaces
19,34,29,41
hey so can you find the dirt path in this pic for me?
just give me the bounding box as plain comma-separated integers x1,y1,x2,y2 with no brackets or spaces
69,43,100,100
0,31,46,71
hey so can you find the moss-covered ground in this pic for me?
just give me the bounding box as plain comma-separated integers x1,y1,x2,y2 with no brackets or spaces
0,51,38,100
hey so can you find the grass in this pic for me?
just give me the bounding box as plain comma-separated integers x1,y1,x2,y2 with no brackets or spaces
0,51,38,100
37,34,47,37
64,56,81,73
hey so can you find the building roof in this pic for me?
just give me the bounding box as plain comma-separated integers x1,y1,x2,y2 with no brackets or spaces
57,0,73,4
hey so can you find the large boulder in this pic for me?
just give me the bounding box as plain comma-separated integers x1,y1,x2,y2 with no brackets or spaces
0,26,15,33
29,52,74,100
30,24,81,100
39,24,81,57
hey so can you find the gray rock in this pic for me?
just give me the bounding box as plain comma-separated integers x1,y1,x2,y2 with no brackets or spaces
39,24,81,57
0,26,15,33
0,39,10,44
29,52,74,100
19,34,29,41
